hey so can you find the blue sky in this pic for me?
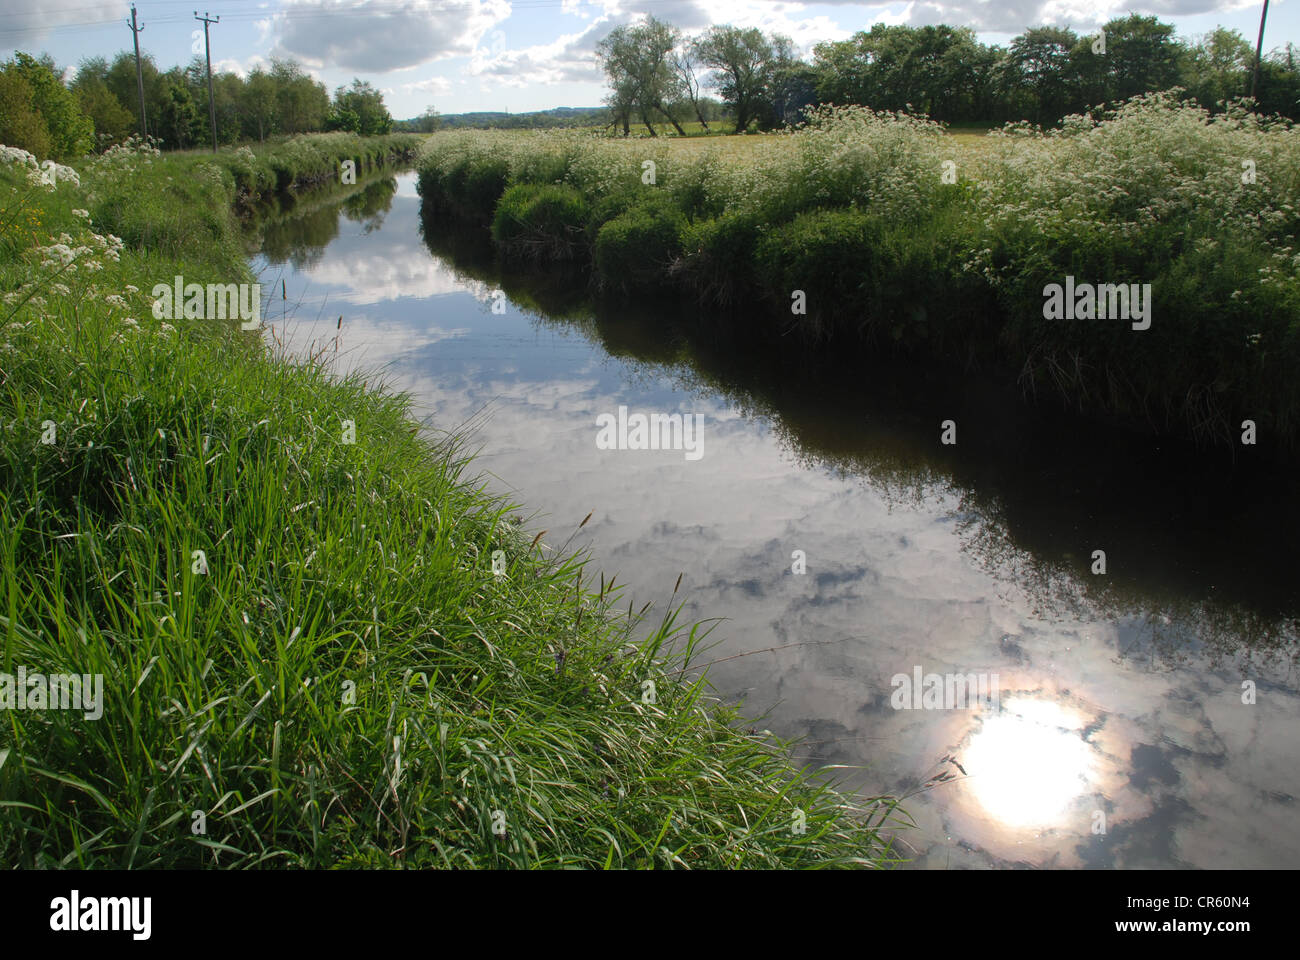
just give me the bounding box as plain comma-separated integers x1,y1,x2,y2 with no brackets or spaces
1,1,1294,119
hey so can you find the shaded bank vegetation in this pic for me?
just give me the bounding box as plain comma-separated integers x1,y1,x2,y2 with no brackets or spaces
417,94,1300,456
417,211,1300,681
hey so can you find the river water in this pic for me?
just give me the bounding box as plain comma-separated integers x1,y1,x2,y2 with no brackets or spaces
251,171,1300,869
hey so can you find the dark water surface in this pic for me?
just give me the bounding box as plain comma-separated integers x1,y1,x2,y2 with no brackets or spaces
251,171,1300,869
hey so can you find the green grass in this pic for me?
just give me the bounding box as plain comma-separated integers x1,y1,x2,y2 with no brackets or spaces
0,135,906,868
615,120,738,138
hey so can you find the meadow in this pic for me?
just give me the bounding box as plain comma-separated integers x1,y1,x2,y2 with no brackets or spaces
417,94,1300,454
0,133,906,868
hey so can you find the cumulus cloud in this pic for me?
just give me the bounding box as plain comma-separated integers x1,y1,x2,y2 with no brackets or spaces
470,22,611,87
398,75,452,95
214,54,271,78
467,0,852,90
807,0,1254,36
270,0,511,73
0,0,130,53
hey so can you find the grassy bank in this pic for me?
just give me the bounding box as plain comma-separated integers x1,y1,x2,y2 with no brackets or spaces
416,94,1300,454
0,135,904,868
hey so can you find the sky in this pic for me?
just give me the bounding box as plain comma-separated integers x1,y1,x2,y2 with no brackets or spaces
0,0,1294,119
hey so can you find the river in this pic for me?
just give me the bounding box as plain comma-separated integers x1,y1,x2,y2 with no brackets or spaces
250,169,1300,869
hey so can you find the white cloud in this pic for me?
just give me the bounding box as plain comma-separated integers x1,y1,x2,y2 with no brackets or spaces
0,0,130,53
469,2,855,91
810,0,1256,36
270,0,512,73
214,54,271,78
399,75,453,95
470,22,612,87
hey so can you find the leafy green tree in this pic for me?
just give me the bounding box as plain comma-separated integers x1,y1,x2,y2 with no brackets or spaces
211,72,244,144
1255,44,1300,118
597,16,687,136
0,69,52,158
1,53,94,158
326,107,361,133
72,57,136,147
76,80,136,146
272,59,329,134
1186,28,1253,108
812,25,982,118
158,79,199,149
604,71,638,136
670,42,711,129
332,79,392,135
693,25,776,131
1005,27,1078,124
104,51,168,139
241,67,278,142
1099,14,1187,103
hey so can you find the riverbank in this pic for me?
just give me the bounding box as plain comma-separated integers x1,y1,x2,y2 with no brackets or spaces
416,94,1300,457
0,135,903,868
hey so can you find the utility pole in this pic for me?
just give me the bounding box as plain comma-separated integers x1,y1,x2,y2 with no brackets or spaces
195,11,220,153
1251,0,1270,102
127,4,147,139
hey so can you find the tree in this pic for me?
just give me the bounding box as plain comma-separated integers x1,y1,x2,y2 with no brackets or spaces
158,79,199,149
211,72,244,144
1,53,94,159
670,42,710,129
71,56,135,146
0,69,52,159
693,26,776,131
105,51,166,139
241,67,277,142
811,24,984,121
271,59,329,134
402,105,442,133
1255,44,1300,118
1099,14,1187,103
766,35,817,127
326,107,361,133
1006,27,1079,124
332,79,392,135
604,71,637,136
1186,28,1253,109
597,16,687,136
75,80,136,147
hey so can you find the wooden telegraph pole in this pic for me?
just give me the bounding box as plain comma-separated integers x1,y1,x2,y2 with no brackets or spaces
127,4,147,138
195,11,220,153
1251,0,1270,102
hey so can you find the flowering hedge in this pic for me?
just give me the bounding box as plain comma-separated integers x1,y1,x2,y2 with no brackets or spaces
417,93,1300,452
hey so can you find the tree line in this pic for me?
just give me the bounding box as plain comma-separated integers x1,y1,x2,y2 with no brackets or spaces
598,14,1300,134
0,50,397,160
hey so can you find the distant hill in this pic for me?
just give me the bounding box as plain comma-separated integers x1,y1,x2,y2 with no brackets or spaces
404,107,608,131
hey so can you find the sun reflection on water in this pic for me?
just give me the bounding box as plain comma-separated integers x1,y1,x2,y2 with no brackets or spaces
963,697,1096,828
